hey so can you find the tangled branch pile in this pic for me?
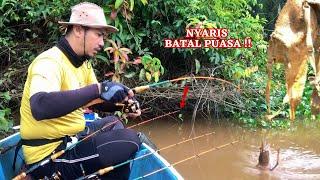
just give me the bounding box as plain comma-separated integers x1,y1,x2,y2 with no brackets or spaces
136,76,246,118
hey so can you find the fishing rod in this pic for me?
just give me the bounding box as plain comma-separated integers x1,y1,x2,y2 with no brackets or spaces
14,76,226,179
132,76,240,93
128,110,180,129
13,119,121,180
13,109,179,180
76,131,215,180
134,140,239,180
0,143,18,155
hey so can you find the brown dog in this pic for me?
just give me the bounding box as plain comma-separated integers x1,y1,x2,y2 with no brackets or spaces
257,141,279,171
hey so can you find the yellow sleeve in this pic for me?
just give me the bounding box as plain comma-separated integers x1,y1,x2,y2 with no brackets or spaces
29,58,62,97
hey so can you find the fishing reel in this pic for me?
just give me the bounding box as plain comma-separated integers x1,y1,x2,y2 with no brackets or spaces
85,174,100,180
117,98,140,113
41,171,61,180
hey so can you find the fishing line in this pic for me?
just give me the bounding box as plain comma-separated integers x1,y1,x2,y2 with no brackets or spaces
132,76,240,94
13,109,180,180
75,132,216,180
188,78,210,180
133,140,239,180
127,110,180,129
12,119,121,180
14,76,236,179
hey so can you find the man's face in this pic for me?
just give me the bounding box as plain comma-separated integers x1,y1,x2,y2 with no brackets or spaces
84,28,107,57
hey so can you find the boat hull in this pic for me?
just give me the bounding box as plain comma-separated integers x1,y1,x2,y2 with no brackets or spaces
0,133,183,180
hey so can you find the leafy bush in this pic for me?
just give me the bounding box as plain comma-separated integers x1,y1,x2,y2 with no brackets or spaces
0,91,13,131
1,0,85,132
1,0,293,130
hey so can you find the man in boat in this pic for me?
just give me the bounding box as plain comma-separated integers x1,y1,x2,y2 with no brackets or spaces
19,2,147,179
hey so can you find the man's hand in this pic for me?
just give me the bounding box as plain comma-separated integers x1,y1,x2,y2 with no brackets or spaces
123,98,141,118
100,81,133,103
99,81,140,117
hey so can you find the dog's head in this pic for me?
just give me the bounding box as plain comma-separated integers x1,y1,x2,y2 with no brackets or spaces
258,140,270,166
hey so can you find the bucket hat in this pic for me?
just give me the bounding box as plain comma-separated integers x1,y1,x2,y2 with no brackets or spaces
58,2,118,33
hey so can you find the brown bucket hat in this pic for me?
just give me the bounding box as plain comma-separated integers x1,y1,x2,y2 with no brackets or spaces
58,2,118,33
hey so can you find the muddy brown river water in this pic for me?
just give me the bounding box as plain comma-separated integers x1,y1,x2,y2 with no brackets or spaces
133,117,320,180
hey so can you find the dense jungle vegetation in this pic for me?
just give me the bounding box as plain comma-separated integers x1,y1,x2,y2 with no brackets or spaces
2,0,312,135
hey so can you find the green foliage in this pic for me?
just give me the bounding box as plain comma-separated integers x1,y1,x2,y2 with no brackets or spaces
139,55,164,82
0,91,13,131
115,0,125,9
178,113,184,121
295,82,313,117
114,111,129,124
0,0,298,130
238,116,290,129
195,59,200,74
0,0,84,131
128,0,270,121
256,0,286,36
129,0,267,66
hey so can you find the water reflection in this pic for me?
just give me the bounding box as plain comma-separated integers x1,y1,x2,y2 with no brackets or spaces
132,117,320,179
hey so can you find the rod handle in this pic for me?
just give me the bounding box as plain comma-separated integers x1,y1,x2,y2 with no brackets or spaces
98,166,114,175
12,172,26,180
51,150,65,160
132,85,150,93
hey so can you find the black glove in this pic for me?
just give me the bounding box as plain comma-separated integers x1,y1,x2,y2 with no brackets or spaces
100,81,129,103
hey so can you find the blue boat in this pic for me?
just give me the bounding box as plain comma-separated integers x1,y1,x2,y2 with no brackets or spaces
0,132,183,180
